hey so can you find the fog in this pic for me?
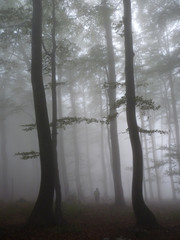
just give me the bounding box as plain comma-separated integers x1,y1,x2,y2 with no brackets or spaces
0,0,180,232
0,95,178,203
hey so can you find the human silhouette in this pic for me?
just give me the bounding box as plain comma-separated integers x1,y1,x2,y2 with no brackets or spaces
94,188,100,203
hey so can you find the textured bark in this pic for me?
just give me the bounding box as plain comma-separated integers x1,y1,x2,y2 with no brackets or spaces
123,0,158,227
28,0,54,225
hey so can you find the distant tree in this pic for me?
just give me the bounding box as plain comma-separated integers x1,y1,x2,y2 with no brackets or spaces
100,0,125,206
68,75,84,202
135,0,180,191
123,0,158,227
50,0,62,224
28,0,55,226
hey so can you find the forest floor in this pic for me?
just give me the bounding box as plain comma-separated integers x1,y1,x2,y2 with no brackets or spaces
0,200,180,240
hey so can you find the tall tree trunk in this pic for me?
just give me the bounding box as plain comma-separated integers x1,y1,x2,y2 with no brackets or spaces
163,80,177,200
162,29,180,168
168,125,177,200
139,132,147,201
168,73,180,167
1,119,8,200
99,85,108,198
51,0,62,224
57,83,69,200
140,115,154,200
148,116,162,201
69,84,83,202
123,0,158,227
101,0,125,206
28,0,55,225
82,89,93,197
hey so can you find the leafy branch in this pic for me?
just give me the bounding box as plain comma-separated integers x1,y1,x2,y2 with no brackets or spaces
138,127,168,135
21,117,107,131
115,95,160,111
15,151,39,160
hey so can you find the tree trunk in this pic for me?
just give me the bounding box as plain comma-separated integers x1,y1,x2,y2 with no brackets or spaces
82,89,93,198
163,80,177,200
102,0,125,206
69,83,83,202
99,80,108,198
148,116,162,201
28,0,55,226
139,132,147,201
1,119,8,200
140,115,154,200
123,0,158,227
51,0,62,224
168,73,180,167
57,83,69,200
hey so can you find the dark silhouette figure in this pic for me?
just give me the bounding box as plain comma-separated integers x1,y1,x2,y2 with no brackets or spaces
94,188,100,203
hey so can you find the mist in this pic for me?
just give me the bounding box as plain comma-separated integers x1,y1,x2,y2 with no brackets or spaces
0,0,180,239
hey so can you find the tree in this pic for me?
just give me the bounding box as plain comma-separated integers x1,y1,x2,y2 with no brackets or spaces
28,0,55,226
100,0,125,206
50,0,62,224
68,74,84,202
123,0,158,227
135,0,180,192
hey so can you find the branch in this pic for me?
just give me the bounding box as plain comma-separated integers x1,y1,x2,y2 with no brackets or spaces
42,39,52,56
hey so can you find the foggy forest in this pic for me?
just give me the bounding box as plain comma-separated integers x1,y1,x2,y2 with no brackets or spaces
0,0,180,239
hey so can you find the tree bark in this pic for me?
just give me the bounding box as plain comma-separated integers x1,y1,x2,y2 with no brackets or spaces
123,0,158,227
28,0,55,226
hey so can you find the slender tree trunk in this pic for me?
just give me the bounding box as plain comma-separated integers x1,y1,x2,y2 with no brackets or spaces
102,0,125,206
57,83,69,200
139,132,147,201
100,90,108,198
28,0,54,225
163,30,180,168
168,126,177,200
51,0,62,224
136,83,155,201
69,84,83,202
85,124,94,197
168,73,180,167
163,80,177,200
105,83,114,197
1,119,8,200
82,90,93,197
123,0,158,227
105,82,113,170
148,117,162,201
144,129,155,200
